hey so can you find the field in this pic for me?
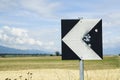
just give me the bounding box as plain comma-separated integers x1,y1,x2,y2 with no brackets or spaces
0,56,119,80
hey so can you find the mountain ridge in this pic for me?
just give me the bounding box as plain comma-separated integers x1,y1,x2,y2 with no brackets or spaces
0,45,47,54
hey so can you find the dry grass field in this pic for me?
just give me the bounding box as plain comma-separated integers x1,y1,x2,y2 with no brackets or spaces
0,56,119,80
0,69,119,80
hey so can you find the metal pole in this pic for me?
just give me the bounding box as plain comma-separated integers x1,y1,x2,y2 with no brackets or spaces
80,59,84,80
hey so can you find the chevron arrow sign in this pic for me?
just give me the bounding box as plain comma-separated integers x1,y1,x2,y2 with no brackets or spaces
61,19,103,60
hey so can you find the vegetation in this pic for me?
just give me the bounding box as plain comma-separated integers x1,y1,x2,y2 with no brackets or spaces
55,51,61,56
0,53,54,57
0,56,119,71
4,72,33,80
0,56,119,80
84,56,120,70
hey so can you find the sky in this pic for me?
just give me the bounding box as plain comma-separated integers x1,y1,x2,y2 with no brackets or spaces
0,0,120,55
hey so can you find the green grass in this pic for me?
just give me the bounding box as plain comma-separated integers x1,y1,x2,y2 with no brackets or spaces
0,56,119,71
84,56,120,70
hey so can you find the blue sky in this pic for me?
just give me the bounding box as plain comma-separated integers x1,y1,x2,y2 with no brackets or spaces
0,0,120,55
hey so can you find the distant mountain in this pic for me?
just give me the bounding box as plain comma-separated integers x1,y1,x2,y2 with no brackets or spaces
0,45,47,54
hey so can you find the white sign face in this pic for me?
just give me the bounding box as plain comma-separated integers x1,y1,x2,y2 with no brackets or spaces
62,19,103,60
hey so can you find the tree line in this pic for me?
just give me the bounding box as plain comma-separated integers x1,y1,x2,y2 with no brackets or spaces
0,51,61,57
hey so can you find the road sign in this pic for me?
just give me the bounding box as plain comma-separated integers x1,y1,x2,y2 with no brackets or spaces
61,19,103,60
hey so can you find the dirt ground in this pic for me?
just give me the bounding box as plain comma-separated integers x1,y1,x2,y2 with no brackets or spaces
0,69,119,80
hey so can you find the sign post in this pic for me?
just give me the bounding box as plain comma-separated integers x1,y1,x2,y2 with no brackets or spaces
80,60,84,80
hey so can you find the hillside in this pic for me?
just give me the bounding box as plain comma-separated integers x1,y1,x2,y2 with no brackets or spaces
0,45,46,54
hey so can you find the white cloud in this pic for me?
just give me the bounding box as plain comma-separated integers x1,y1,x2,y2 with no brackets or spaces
36,40,42,46
20,0,60,17
48,41,54,46
3,26,28,37
0,0,18,11
0,26,40,49
27,27,60,51
43,41,55,50
0,26,58,51
0,0,60,18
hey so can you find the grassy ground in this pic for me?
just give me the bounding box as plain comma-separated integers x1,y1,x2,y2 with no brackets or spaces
0,69,120,80
0,56,119,71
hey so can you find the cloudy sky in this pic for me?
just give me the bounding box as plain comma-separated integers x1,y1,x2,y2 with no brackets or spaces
0,0,120,55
